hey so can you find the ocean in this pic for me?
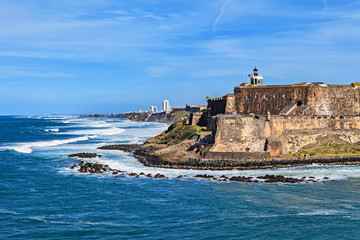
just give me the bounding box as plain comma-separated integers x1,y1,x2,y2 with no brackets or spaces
1,115,360,239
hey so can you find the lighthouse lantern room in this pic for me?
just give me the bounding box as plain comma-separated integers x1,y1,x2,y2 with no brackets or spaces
248,67,263,86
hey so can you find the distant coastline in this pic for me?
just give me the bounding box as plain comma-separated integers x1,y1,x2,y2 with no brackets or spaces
80,110,189,123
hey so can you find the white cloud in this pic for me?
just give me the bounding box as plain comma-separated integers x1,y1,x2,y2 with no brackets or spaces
323,0,328,10
213,0,232,32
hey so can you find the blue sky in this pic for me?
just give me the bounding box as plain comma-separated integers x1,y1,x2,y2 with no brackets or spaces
1,0,360,115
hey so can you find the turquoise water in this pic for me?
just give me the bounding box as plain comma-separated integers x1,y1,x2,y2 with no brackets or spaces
1,116,360,239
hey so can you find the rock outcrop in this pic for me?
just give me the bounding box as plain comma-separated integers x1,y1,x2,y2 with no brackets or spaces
68,153,102,158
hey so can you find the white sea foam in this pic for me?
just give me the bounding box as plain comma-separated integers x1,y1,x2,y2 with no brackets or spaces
0,209,21,215
297,209,346,216
5,136,93,153
58,127,124,136
61,149,360,182
44,128,60,132
25,115,360,182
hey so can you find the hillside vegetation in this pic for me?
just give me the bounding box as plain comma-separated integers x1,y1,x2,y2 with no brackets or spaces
145,119,211,145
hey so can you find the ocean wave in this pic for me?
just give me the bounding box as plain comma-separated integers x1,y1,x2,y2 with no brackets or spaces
0,209,21,215
29,216,70,225
44,128,60,132
297,209,346,216
4,136,94,153
58,127,124,136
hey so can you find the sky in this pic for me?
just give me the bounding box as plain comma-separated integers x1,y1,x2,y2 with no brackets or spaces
1,0,360,115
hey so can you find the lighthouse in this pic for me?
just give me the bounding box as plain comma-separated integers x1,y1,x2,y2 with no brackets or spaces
249,67,263,86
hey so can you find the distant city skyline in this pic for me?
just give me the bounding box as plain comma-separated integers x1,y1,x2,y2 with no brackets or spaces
148,99,171,113
162,100,171,112
149,106,158,113
1,0,360,115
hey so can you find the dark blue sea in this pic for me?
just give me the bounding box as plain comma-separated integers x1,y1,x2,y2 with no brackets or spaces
1,115,360,239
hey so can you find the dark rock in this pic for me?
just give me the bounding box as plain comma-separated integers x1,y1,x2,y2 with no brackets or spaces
154,173,166,178
97,144,141,153
323,177,329,180
73,161,114,174
194,174,214,179
129,173,139,177
68,152,102,158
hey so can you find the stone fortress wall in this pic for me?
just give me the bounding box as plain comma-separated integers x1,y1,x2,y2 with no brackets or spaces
208,83,360,116
204,80,360,159
211,115,360,157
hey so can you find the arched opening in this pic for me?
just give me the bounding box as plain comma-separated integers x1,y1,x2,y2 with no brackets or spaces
297,101,303,106
245,148,250,152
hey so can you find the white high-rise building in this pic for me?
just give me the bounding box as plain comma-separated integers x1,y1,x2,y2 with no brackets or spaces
162,100,171,112
149,106,157,113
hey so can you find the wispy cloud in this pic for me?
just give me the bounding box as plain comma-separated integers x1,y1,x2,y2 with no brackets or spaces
323,0,328,10
0,66,74,79
2,0,360,114
213,0,232,32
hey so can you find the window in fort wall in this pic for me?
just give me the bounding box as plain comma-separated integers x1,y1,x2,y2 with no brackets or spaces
255,94,258,99
340,93,344,98
273,94,277,98
283,94,287,98
264,94,268,99
246,95,249,99
332,93,336,98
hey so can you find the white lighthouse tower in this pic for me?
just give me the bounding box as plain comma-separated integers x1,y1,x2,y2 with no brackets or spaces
249,67,263,86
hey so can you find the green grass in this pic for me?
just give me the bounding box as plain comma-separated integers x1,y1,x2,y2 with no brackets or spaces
168,111,189,121
295,140,360,157
193,126,212,135
149,119,211,145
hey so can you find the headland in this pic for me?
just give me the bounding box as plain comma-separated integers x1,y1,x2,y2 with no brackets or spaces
100,68,360,170
77,68,360,171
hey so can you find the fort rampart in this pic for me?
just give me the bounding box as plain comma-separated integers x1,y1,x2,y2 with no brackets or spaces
209,83,360,116
210,115,360,156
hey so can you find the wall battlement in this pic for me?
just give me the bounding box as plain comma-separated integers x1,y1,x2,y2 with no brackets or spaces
204,81,360,159
208,82,360,116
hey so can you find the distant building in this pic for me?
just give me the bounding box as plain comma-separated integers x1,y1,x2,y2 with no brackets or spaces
248,67,263,86
149,106,157,113
172,107,186,112
162,100,171,112
185,104,207,113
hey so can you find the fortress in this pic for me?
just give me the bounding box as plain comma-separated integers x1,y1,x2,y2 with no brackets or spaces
202,68,360,159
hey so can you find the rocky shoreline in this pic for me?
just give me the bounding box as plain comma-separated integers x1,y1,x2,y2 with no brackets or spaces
65,144,360,183
68,152,102,158
68,155,325,183
98,144,360,171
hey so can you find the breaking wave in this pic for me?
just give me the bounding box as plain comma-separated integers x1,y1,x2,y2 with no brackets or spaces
4,136,93,153
58,127,125,136
44,128,59,132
